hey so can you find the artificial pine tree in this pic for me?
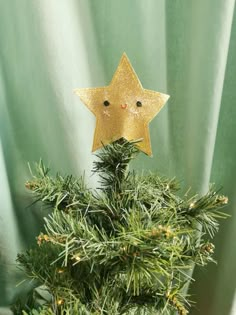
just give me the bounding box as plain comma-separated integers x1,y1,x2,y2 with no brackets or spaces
13,54,228,315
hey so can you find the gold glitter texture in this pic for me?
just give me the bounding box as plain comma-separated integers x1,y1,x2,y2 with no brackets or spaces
75,53,169,156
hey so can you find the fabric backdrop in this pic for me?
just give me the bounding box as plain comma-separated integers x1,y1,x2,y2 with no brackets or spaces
0,1,236,314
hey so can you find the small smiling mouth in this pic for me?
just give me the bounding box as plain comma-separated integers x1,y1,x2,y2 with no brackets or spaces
121,104,127,109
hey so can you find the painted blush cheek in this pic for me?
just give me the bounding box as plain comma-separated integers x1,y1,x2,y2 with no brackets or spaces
129,108,139,116
103,110,111,117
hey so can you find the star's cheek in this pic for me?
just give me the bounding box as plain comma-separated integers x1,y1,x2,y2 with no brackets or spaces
127,100,143,118
103,109,111,118
128,108,140,117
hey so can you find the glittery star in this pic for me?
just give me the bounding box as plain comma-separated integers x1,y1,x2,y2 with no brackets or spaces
74,53,169,156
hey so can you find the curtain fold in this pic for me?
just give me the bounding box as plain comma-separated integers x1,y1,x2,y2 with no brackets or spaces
0,1,235,314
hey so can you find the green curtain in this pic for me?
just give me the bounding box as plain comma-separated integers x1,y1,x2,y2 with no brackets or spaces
0,1,235,314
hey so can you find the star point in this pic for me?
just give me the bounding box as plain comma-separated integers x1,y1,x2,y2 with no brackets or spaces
75,53,169,156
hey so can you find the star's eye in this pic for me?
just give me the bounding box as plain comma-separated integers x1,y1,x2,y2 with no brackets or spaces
136,101,142,107
103,100,110,106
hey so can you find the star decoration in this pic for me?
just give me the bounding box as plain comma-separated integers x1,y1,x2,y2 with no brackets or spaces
74,53,169,156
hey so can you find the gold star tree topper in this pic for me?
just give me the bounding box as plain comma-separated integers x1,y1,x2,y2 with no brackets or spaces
75,53,169,156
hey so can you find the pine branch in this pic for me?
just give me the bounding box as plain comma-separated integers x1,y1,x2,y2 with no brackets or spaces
93,138,140,194
179,187,229,237
25,160,95,212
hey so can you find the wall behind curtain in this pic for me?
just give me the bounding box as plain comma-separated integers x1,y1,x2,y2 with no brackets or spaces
0,1,235,314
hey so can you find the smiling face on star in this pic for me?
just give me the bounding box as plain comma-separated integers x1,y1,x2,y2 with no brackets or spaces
97,85,165,124
101,93,144,120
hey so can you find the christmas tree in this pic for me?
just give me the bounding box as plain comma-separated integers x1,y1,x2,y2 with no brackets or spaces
13,54,228,315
